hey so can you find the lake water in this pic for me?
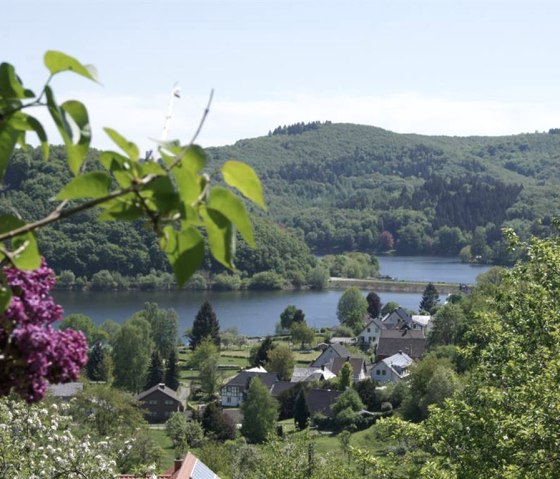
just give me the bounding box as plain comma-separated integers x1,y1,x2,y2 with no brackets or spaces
54,256,493,337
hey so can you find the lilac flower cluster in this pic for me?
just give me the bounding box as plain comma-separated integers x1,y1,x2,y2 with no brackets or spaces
0,260,88,402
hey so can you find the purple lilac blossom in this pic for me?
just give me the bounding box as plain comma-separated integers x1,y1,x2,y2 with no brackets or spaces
0,260,88,402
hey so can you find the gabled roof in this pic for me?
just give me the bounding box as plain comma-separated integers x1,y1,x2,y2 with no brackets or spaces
411,315,431,328
329,357,366,377
381,307,413,327
222,371,278,390
376,329,426,360
270,381,299,397
329,343,352,358
306,389,341,418
119,451,220,479
358,316,386,334
137,383,181,402
291,367,336,382
382,351,413,369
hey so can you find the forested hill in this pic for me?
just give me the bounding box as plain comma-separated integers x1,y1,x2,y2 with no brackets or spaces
208,122,560,263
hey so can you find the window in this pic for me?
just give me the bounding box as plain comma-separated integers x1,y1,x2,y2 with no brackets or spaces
227,397,231,403
376,369,381,376
164,400,174,405
367,328,371,333
148,400,158,405
382,370,386,375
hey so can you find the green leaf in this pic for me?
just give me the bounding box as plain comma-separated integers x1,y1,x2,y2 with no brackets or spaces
0,215,40,270
207,186,255,247
104,128,139,162
99,151,133,188
56,171,112,200
61,100,91,174
98,198,144,221
222,160,266,210
45,88,91,175
0,123,18,182
0,63,35,99
9,113,49,160
44,51,99,82
160,226,204,287
142,176,180,213
202,207,236,269
172,145,207,206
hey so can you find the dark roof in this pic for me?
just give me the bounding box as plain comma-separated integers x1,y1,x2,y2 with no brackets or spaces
376,329,426,360
329,357,366,376
222,371,279,390
307,389,341,418
137,383,182,402
362,316,386,331
329,343,352,358
381,307,413,327
270,381,299,397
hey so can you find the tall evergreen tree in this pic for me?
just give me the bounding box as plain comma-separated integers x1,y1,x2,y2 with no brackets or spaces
201,401,236,441
86,341,111,382
366,291,382,318
164,348,180,391
293,389,310,430
188,301,220,350
145,350,165,389
249,336,275,367
419,282,440,314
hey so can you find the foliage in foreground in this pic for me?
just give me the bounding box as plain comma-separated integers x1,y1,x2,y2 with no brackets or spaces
0,397,118,479
389,230,560,478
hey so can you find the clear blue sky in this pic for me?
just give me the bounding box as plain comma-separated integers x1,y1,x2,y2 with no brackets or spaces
4,0,560,151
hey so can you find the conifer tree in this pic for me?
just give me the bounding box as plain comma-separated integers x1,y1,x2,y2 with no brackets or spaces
188,301,220,350
419,282,440,314
201,401,236,441
144,350,165,389
293,389,310,430
366,291,382,318
86,341,111,382
164,348,180,391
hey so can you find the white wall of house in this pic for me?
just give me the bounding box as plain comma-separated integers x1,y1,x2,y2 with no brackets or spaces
220,385,243,407
371,362,404,383
357,324,381,347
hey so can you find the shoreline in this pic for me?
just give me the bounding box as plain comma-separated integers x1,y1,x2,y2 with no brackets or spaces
327,277,466,294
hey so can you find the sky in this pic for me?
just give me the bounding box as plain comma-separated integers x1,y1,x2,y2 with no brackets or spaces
4,0,560,151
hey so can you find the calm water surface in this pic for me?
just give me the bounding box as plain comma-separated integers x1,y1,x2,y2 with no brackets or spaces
54,257,493,337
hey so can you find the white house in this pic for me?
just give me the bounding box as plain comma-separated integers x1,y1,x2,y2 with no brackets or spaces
357,316,386,349
371,351,414,384
220,370,278,407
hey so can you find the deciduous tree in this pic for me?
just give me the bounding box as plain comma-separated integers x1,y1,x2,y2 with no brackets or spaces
265,344,295,380
337,287,368,333
241,377,278,443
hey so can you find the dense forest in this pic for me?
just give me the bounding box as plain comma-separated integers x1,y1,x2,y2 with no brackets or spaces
4,123,560,282
209,122,560,263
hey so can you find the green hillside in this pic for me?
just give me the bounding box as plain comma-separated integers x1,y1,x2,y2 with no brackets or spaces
3,123,560,280
209,122,560,262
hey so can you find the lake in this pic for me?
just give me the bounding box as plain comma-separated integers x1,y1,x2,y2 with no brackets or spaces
54,256,493,337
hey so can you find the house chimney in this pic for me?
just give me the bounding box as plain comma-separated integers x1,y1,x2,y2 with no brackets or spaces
158,383,165,389
346,356,350,362
174,459,183,472
321,365,325,371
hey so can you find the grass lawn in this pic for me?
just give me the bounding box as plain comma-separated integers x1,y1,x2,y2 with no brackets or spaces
144,427,176,472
